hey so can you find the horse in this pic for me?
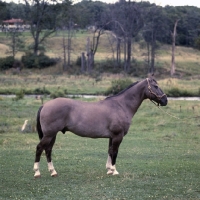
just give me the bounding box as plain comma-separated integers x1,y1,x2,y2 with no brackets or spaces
33,77,167,178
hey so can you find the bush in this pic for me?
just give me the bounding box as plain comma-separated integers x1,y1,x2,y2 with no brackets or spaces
0,56,15,70
50,90,66,99
76,56,82,66
98,59,122,74
12,89,24,101
21,52,59,69
166,87,194,97
33,87,50,95
105,78,133,95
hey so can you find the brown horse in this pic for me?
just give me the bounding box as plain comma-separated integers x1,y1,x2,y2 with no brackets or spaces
33,77,167,177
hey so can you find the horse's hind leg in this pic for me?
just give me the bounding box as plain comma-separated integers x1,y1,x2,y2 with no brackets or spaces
45,136,58,177
33,136,54,178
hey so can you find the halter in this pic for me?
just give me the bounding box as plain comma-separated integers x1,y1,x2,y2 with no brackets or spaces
146,78,166,101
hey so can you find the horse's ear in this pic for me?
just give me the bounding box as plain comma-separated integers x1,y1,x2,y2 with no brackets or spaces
147,73,154,79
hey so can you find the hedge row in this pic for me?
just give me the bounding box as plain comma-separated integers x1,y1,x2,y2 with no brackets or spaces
0,53,59,70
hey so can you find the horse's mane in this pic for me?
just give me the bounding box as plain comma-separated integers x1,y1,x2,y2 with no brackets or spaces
105,81,139,100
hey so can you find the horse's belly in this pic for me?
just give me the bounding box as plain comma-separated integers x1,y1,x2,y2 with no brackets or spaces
68,125,110,138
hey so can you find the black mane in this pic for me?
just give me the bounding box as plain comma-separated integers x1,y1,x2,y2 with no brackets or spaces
105,81,139,100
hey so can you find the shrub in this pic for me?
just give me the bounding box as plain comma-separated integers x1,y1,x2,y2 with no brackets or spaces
166,87,194,97
105,78,133,95
76,56,82,66
50,90,66,99
33,87,50,95
0,56,15,70
21,52,59,69
12,89,24,101
98,59,122,74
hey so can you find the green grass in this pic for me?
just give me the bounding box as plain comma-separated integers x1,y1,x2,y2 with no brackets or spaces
0,73,136,95
0,97,200,199
0,72,200,97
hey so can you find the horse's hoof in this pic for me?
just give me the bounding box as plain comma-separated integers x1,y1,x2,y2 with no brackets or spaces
112,171,119,175
51,171,58,177
34,175,41,178
50,169,58,177
107,170,113,175
51,173,58,177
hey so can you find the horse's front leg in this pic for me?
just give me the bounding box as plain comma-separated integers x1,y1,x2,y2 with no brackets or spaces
106,138,112,172
106,154,119,175
106,135,123,175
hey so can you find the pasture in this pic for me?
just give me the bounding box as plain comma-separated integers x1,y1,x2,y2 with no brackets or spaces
0,72,200,97
0,96,200,199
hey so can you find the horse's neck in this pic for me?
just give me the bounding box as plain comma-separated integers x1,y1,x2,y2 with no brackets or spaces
118,81,146,117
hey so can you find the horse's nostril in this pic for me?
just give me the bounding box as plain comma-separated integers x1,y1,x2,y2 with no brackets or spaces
161,98,168,106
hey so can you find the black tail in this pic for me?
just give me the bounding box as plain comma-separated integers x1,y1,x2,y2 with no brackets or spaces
36,106,44,140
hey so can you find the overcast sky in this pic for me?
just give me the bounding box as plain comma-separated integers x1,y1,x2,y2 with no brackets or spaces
87,0,200,7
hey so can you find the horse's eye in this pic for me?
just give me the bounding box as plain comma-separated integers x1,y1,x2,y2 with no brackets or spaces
154,85,158,89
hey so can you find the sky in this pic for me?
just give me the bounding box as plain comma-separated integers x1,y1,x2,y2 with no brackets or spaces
91,0,200,8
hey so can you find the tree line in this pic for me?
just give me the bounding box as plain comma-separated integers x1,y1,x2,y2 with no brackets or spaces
0,0,200,76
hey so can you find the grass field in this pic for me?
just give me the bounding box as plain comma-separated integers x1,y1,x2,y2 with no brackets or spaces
0,72,200,97
0,96,200,199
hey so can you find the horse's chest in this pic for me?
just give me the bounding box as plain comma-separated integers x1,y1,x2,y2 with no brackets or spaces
109,115,131,135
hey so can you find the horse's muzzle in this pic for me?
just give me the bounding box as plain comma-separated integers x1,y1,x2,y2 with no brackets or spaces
159,96,168,106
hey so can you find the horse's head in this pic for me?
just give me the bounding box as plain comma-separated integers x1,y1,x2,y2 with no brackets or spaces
146,78,168,106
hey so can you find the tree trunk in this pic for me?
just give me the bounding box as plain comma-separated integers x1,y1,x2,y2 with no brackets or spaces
33,29,40,56
86,37,90,72
116,38,121,66
147,42,150,68
127,36,132,72
63,36,67,71
171,19,180,76
67,36,71,67
33,38,39,56
123,37,127,71
150,39,155,74
81,52,86,73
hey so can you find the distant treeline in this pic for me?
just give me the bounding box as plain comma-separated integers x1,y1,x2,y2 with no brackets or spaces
1,0,200,48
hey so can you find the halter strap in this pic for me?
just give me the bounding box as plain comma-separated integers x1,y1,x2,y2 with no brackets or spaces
146,78,166,100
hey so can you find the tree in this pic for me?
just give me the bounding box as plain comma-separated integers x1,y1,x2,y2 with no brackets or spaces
7,30,25,58
24,0,71,56
72,0,107,29
7,2,26,20
171,19,179,76
0,1,9,21
62,19,75,71
165,6,200,47
108,1,144,72
194,36,200,50
85,25,105,72
143,6,168,74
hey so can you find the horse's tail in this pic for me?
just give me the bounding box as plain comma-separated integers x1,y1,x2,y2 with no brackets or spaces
36,106,44,140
